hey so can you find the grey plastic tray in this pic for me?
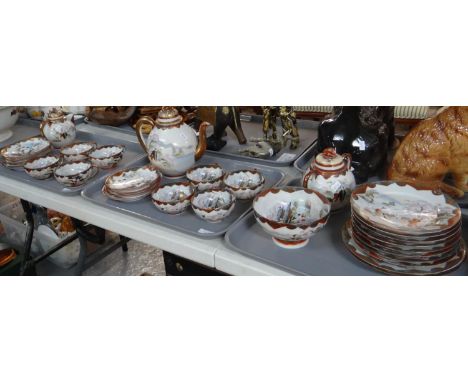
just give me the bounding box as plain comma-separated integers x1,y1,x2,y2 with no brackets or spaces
224,178,468,275
0,120,146,196
293,139,318,173
81,154,285,238
83,118,136,135
84,114,319,166
22,115,86,125
207,115,319,167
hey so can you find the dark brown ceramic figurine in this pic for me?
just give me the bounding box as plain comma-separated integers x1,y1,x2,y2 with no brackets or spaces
388,106,468,198
262,106,299,150
87,106,136,127
197,106,247,151
317,106,394,182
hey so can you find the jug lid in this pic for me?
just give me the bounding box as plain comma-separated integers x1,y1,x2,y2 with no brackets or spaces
314,148,346,170
46,107,66,122
156,107,183,128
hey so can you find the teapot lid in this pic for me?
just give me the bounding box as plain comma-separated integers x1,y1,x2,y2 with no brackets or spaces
156,107,183,128
315,148,345,168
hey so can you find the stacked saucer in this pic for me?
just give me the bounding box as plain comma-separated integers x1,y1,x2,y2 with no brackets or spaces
0,136,52,167
342,181,465,275
102,165,161,202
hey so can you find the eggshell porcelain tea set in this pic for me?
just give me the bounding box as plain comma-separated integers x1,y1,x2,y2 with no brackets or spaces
98,108,270,223
101,159,266,223
0,108,126,188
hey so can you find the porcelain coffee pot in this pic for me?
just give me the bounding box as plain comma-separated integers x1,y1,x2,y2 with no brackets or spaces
302,147,356,211
136,107,208,178
40,108,76,148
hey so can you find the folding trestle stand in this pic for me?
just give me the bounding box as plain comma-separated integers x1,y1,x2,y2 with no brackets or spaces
19,199,129,276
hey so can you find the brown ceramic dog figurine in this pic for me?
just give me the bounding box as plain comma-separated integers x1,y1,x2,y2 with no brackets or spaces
388,106,468,198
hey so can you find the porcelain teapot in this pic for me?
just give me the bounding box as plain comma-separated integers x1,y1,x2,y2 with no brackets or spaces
302,147,356,211
40,108,76,148
136,107,208,178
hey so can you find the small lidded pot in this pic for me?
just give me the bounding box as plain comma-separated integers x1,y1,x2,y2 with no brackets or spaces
224,169,265,200
186,164,224,191
302,148,356,211
40,108,76,148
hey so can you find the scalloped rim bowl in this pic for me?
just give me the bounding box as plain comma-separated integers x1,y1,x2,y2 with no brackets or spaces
88,145,125,169
186,164,224,191
253,187,331,249
152,182,194,214
224,169,265,200
24,155,61,179
191,188,235,223
60,141,97,162
54,160,97,187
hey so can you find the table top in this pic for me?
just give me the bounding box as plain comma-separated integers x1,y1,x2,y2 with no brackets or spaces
3,122,464,276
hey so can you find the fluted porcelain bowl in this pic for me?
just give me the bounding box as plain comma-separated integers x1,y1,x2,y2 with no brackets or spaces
60,141,97,162
24,155,61,179
88,145,125,169
224,169,265,200
54,160,97,188
152,182,194,214
191,188,235,223
253,187,331,249
186,164,224,191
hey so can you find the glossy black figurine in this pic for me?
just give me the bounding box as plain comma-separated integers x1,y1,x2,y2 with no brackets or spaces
317,106,395,182
198,106,247,151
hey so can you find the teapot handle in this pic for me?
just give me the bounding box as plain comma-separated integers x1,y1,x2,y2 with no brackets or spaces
195,122,209,161
302,170,313,188
342,153,352,170
135,116,155,154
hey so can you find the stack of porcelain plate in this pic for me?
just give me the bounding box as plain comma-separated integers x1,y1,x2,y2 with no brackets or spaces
102,165,161,202
0,136,52,167
342,181,465,275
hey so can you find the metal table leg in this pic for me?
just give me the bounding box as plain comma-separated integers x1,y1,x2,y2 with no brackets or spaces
20,199,35,276
17,202,131,275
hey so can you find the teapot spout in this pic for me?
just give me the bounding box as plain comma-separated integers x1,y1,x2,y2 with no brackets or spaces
195,122,209,161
